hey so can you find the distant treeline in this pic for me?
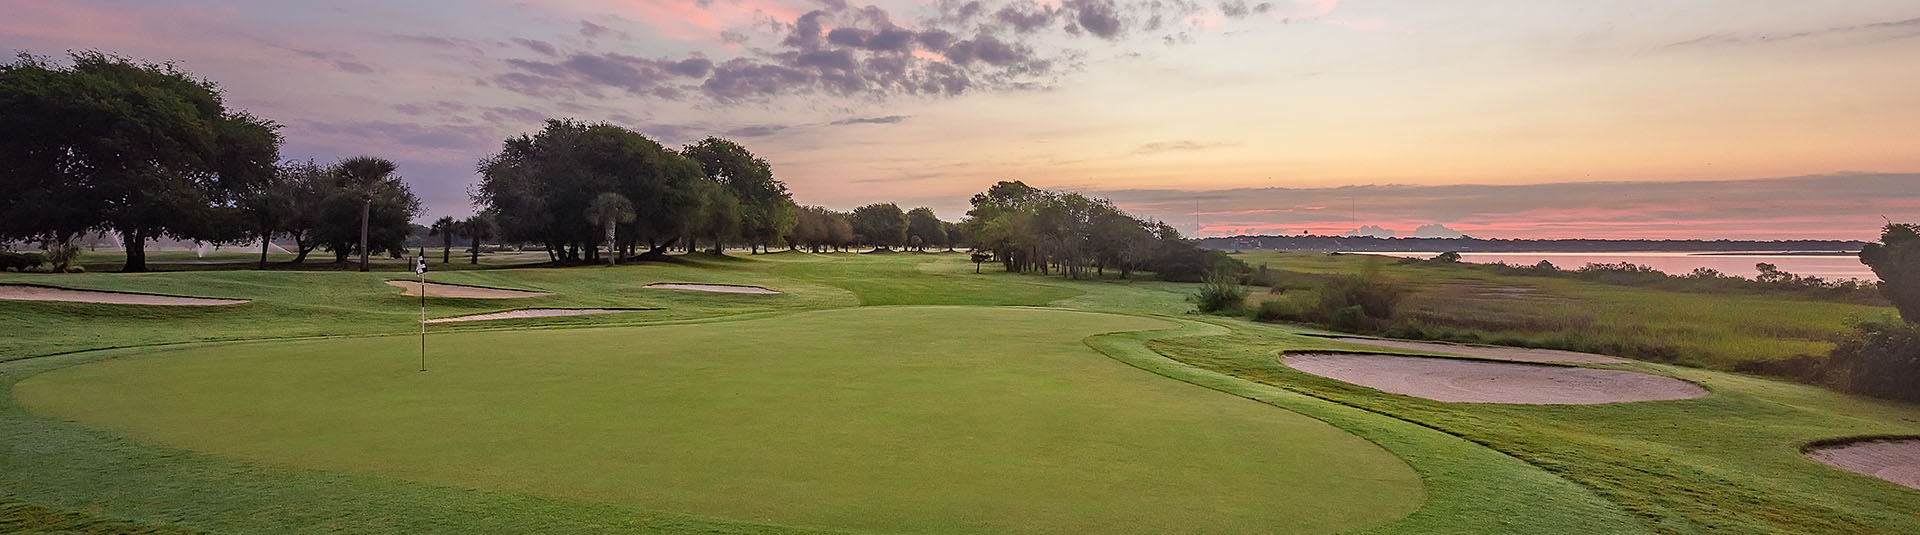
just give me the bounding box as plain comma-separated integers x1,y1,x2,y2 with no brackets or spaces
1199,235,1866,252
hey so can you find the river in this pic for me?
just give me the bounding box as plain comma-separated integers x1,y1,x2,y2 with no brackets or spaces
1361,251,1873,281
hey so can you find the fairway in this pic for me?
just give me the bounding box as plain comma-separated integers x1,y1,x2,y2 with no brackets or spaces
16,306,1423,533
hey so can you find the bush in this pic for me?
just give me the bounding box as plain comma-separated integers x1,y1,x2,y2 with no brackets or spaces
1828,317,1920,402
0,251,46,272
43,239,81,272
1192,270,1249,313
1317,273,1407,322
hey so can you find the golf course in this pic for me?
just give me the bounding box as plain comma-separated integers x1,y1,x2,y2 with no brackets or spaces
4,252,1920,534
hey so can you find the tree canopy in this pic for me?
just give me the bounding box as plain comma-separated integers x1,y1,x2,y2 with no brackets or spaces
0,51,281,271
963,181,1237,281
851,203,909,250
473,120,708,263
1861,223,1920,323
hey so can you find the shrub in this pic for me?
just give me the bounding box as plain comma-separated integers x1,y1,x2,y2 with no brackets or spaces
1431,251,1461,263
0,251,46,272
1317,273,1407,322
1192,270,1249,313
1254,294,1314,322
1828,316,1920,402
43,239,81,272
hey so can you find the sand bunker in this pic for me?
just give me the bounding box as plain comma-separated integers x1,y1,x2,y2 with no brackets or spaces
1283,354,1706,404
386,281,549,299
643,283,779,294
1331,338,1627,364
0,285,246,306
1807,438,1920,490
425,308,629,324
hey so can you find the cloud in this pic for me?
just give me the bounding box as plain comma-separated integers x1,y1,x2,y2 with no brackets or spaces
579,20,632,41
829,114,910,125
1667,16,1920,49
510,38,558,56
1345,224,1394,238
1219,0,1251,19
264,42,379,74
1411,223,1466,238
724,124,789,137
1133,140,1235,154
491,52,714,99
1091,173,1920,240
476,0,1258,103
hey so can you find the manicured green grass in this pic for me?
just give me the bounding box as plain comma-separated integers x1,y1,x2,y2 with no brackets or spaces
1142,318,1920,534
16,307,1423,534
1231,252,1892,371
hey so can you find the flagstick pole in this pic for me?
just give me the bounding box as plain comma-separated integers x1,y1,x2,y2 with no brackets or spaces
418,252,427,373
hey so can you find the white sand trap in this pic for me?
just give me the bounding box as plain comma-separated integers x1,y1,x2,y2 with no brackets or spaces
1332,338,1627,364
0,285,246,306
1807,439,1920,490
644,283,779,294
426,308,627,324
387,281,549,299
1284,353,1706,404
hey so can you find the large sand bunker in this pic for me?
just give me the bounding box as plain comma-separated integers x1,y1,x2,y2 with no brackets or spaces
425,309,630,324
1331,338,1627,364
0,285,246,306
643,283,779,294
1284,353,1706,404
1807,438,1920,490
386,281,549,299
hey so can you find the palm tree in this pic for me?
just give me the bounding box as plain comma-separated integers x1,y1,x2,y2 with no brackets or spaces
586,193,636,266
428,216,457,263
463,212,496,265
333,156,398,272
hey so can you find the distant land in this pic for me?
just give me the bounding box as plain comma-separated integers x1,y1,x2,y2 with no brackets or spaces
1197,235,1866,253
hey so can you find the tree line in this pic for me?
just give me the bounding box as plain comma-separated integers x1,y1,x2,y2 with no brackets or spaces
5,50,1223,285
962,180,1235,281
0,51,420,272
471,119,981,263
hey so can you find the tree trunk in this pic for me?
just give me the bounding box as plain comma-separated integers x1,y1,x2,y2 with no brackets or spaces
259,230,270,270
121,229,148,273
357,198,371,272
442,234,452,263
640,237,679,259
470,235,481,264
605,219,618,266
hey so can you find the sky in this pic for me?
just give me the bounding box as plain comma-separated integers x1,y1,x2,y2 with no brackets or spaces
4,0,1918,240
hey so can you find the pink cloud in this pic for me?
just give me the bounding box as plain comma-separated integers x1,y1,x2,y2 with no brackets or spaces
607,0,806,42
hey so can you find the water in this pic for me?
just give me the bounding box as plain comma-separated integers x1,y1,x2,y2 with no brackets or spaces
1363,251,1874,281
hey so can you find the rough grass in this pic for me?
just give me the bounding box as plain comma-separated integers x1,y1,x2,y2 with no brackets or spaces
1143,318,1920,534
1231,252,1890,371
14,307,1422,534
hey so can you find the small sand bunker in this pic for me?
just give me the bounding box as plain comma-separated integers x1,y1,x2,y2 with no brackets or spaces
1807,438,1920,490
426,308,628,324
387,281,549,299
643,283,779,295
0,285,246,306
1284,354,1706,404
1332,338,1627,364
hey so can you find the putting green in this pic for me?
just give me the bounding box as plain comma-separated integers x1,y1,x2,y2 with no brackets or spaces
17,306,1422,533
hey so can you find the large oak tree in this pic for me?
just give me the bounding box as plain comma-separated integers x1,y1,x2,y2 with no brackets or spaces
0,51,281,272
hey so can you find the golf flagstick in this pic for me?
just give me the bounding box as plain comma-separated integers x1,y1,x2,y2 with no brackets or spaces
417,247,427,372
